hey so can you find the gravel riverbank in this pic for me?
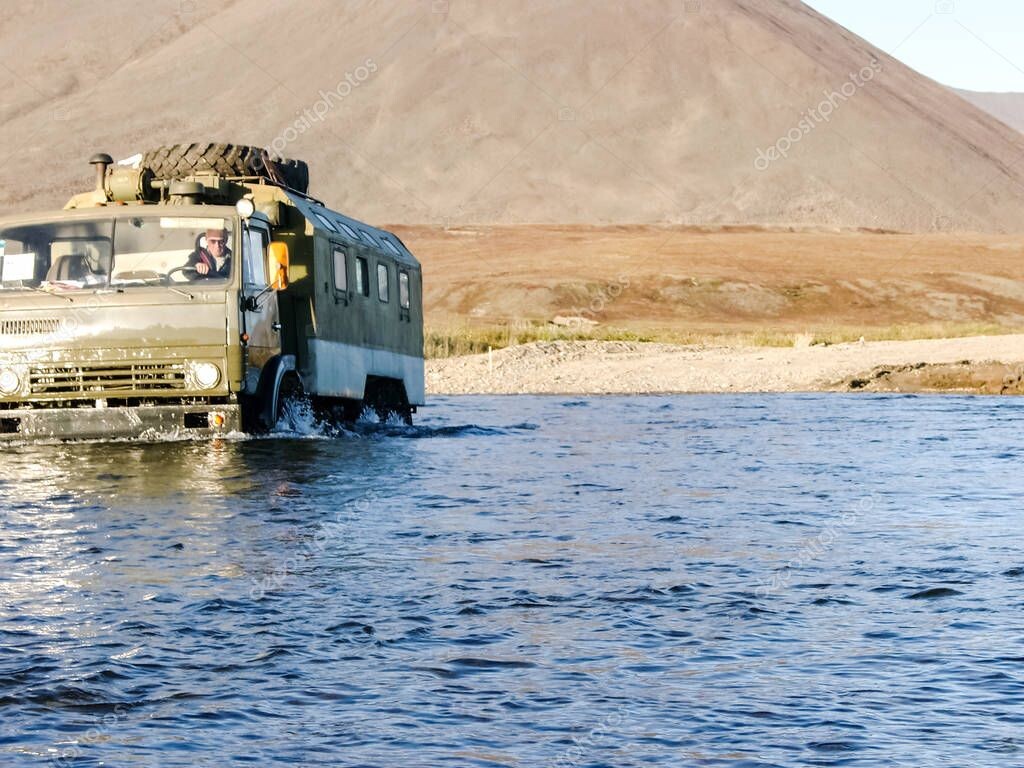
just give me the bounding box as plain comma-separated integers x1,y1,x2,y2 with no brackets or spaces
426,335,1024,395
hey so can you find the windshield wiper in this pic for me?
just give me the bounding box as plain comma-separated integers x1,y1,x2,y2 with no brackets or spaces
168,285,194,300
30,285,74,303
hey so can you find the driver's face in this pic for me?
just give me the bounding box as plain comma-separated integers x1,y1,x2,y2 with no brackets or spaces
206,230,227,256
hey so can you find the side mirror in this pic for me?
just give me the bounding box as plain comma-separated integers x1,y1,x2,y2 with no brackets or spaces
268,242,289,290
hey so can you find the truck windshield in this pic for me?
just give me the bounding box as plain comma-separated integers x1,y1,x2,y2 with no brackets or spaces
0,216,234,291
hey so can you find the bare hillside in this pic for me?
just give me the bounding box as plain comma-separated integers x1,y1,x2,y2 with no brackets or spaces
2,0,1024,231
955,89,1024,133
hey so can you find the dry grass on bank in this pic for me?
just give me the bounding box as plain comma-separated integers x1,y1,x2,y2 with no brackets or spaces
424,322,1023,359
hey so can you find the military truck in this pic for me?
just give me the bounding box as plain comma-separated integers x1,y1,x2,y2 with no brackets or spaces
0,143,424,441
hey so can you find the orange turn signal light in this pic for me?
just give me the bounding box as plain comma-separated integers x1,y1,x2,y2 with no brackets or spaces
268,242,290,290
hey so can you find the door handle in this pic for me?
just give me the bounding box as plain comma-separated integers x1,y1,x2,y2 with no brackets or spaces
271,322,282,332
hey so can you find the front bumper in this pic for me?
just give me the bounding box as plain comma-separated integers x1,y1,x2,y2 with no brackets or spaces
0,403,241,442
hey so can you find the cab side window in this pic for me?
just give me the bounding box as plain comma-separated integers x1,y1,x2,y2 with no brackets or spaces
377,263,389,303
244,228,268,287
332,247,347,292
355,256,369,296
399,270,411,310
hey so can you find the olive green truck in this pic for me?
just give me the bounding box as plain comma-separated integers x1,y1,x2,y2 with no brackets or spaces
0,143,424,440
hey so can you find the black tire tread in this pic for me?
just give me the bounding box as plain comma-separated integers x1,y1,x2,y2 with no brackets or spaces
141,142,309,193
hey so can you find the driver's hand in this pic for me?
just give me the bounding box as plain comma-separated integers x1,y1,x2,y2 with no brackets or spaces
195,263,210,275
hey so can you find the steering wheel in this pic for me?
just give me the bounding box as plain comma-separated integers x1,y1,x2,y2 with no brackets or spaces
164,265,200,284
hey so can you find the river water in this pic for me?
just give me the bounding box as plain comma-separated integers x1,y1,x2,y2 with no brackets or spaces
1,394,1022,767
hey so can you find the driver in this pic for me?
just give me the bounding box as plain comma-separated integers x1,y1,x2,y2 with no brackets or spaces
186,228,232,279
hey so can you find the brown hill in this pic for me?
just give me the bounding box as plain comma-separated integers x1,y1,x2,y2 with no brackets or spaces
955,89,1024,133
2,0,1024,231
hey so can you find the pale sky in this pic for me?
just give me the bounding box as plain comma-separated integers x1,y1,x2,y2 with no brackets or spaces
804,0,1024,93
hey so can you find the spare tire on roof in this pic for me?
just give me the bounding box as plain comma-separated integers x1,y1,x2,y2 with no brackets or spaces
141,143,309,194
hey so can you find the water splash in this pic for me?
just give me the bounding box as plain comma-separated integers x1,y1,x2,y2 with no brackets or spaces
272,396,328,439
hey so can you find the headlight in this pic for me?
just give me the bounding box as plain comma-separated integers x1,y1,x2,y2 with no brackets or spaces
0,368,21,396
190,362,221,390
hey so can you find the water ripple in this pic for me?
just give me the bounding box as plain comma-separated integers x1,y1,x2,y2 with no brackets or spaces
0,394,1021,766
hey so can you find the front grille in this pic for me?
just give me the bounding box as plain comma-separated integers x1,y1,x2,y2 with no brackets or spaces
29,362,187,396
1,318,61,336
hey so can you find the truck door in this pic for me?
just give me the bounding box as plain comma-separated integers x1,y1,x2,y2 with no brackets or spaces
241,221,281,391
